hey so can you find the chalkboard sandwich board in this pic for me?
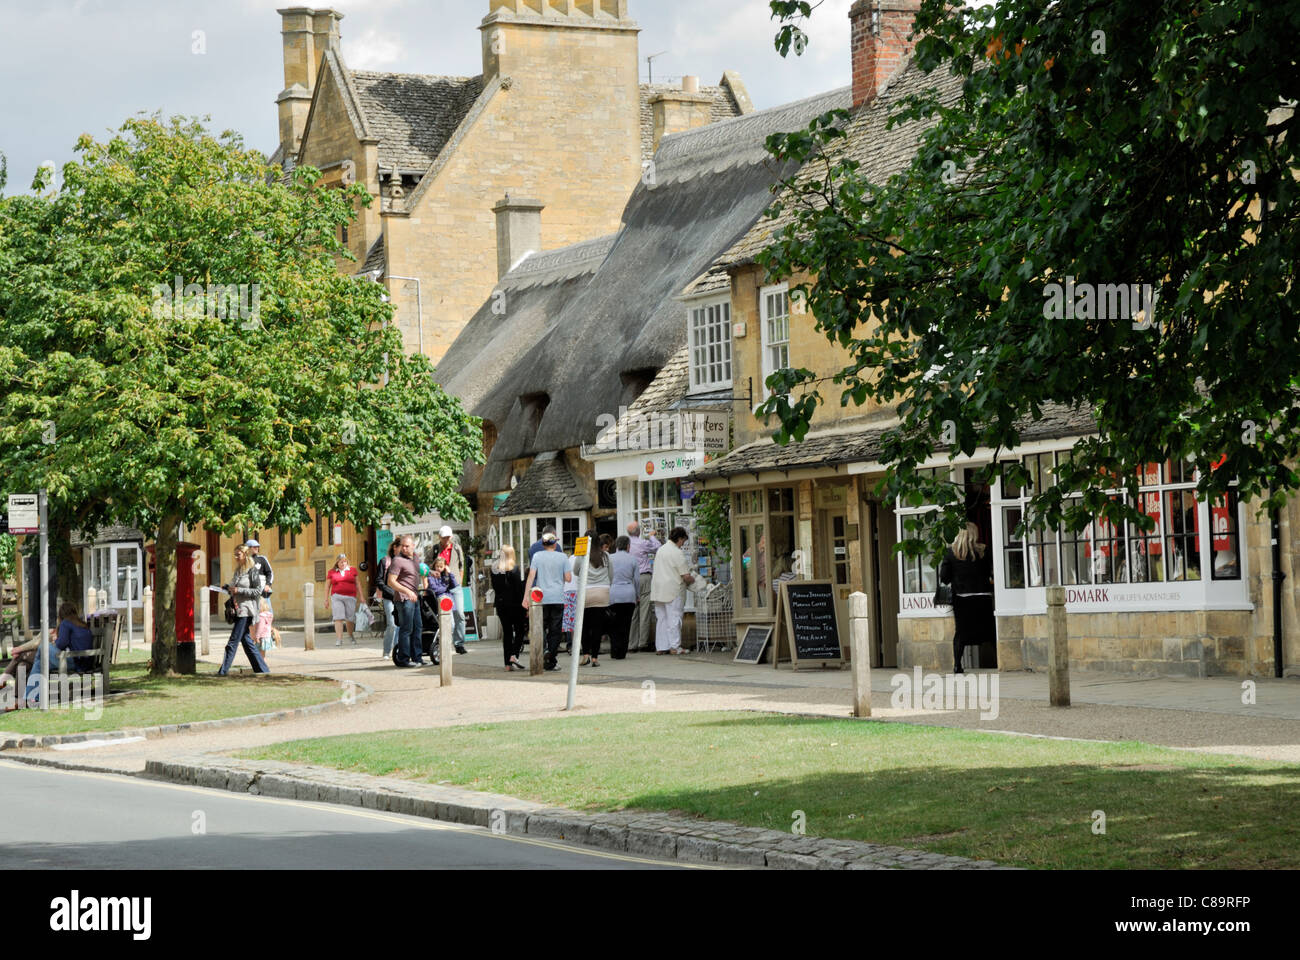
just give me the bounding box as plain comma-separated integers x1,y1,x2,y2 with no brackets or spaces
775,580,844,670
734,625,773,665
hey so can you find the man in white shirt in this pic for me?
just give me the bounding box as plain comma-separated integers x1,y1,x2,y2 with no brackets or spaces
649,527,695,655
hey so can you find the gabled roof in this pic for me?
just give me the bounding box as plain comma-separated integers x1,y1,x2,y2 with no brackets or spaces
445,86,853,482
358,237,387,278
352,71,486,173
497,452,593,517
716,62,966,271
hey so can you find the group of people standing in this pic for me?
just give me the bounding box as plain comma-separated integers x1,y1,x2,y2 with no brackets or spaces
488,521,698,673
373,527,470,669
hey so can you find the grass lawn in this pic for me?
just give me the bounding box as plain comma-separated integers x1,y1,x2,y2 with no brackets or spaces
241,711,1300,869
1,648,343,736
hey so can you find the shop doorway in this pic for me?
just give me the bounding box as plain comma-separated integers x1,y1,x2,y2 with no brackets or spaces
816,508,853,644
963,467,998,669
867,500,900,668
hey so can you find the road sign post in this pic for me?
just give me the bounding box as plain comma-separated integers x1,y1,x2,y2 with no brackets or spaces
566,537,592,712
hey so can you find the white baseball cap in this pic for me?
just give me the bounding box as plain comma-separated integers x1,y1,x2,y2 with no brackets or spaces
439,526,454,538
542,533,558,543
244,540,260,549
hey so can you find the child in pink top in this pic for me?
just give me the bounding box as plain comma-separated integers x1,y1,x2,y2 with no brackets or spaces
256,599,275,655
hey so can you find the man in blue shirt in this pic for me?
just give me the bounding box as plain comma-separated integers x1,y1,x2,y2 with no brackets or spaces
524,533,571,671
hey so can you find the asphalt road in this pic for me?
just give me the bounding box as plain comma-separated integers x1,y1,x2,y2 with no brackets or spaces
0,761,687,870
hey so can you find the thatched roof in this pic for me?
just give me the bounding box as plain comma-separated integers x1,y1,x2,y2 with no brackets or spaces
444,86,852,492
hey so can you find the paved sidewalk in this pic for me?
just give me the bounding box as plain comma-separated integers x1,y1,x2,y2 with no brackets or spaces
6,632,1300,775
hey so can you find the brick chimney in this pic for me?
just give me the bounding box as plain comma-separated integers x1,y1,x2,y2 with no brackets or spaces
493,195,545,280
850,0,921,108
650,77,714,155
276,7,343,161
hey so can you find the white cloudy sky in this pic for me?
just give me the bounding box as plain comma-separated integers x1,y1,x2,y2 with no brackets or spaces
0,0,875,194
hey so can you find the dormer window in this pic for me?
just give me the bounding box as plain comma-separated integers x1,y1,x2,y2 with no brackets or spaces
689,298,732,393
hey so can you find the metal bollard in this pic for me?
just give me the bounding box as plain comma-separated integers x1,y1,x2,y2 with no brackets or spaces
849,592,872,718
304,582,316,651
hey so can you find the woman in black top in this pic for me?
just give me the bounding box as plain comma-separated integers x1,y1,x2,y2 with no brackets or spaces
938,523,995,675
492,546,528,672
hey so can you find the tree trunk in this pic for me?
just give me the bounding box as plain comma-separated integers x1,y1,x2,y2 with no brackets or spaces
151,514,182,677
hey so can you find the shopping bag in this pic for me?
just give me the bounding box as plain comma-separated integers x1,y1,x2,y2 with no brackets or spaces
355,603,374,632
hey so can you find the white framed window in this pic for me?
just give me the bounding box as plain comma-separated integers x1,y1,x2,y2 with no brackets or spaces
502,514,589,572
689,299,732,392
760,283,791,390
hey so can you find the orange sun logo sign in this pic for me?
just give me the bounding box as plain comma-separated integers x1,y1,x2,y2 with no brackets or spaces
645,461,655,477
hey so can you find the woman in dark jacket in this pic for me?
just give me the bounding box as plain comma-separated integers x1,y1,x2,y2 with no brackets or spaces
938,523,995,675
491,546,527,672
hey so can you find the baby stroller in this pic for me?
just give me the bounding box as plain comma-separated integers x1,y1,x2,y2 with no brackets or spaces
419,592,442,665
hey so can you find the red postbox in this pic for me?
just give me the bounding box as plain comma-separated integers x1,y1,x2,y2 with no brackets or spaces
146,542,202,675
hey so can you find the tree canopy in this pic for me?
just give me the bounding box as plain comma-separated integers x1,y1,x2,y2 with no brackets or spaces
764,0,1299,554
0,116,481,672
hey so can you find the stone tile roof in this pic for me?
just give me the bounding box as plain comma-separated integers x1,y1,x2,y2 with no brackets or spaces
715,62,965,270
692,403,1099,480
352,71,486,172
358,237,387,278
639,80,745,164
71,525,146,548
497,452,594,517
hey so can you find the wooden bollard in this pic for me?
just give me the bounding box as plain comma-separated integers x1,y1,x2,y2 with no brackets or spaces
439,596,454,688
1047,585,1071,707
304,582,316,651
528,589,544,676
199,587,211,657
849,592,872,718
142,586,154,647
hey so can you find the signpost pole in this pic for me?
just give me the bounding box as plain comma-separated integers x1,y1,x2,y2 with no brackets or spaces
199,587,211,657
849,591,872,717
39,491,49,712
529,589,544,676
565,538,592,712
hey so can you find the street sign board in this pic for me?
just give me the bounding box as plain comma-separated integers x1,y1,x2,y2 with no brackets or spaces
7,494,39,535
574,537,590,557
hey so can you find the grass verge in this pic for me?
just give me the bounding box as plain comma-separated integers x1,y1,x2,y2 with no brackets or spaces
241,711,1300,869
1,648,344,736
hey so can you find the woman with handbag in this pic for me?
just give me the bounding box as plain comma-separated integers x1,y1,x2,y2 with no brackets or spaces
219,544,271,676
938,522,995,675
573,530,611,668
491,546,527,672
327,553,359,647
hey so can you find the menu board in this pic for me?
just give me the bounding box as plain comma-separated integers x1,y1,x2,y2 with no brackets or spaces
776,581,843,669
734,625,773,665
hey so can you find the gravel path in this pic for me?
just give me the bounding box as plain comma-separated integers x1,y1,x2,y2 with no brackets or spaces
6,634,1300,771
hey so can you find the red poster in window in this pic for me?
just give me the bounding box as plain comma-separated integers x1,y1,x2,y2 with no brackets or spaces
1212,497,1231,551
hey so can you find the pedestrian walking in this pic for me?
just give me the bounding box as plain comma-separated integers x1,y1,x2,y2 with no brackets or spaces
218,544,271,676
562,549,578,654
650,527,696,656
574,530,611,668
428,557,469,657
938,522,995,675
491,546,527,672
245,539,274,612
373,540,400,660
523,532,571,671
255,598,277,659
327,553,359,647
627,521,661,652
607,535,639,660
386,535,426,668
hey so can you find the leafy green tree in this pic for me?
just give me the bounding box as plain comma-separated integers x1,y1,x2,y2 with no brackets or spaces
0,116,481,675
764,0,1299,556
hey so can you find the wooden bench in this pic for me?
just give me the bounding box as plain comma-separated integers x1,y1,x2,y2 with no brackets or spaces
57,610,118,696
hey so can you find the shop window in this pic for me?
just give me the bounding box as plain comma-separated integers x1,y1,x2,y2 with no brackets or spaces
1211,490,1242,580
1002,505,1026,589
1165,489,1201,582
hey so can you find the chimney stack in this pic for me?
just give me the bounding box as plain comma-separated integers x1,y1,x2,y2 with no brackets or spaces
850,0,921,108
493,195,545,280
649,77,714,155
276,7,343,161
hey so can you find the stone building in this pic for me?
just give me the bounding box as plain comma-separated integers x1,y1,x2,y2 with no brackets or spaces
690,0,1298,679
